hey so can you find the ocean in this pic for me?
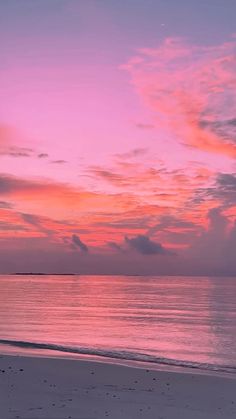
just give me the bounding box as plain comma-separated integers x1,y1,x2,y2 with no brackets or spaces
0,275,236,374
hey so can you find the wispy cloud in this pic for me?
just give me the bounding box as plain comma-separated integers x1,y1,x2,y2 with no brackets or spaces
38,153,49,159
0,147,33,158
20,213,55,237
50,159,67,164
135,123,155,130
0,221,28,231
115,147,148,160
0,201,13,209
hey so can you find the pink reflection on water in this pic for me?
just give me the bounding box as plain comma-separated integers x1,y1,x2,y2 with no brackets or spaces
0,275,236,367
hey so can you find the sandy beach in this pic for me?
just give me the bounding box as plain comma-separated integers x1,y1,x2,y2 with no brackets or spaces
1,354,236,419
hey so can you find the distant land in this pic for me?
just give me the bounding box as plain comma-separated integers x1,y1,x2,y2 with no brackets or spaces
14,273,76,276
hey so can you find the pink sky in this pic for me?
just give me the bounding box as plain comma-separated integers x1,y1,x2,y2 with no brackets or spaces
0,1,236,274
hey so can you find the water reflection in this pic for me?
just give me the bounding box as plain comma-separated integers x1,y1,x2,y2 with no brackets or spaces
206,276,236,364
0,274,236,367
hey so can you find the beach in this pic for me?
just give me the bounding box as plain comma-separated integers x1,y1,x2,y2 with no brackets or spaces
1,354,236,419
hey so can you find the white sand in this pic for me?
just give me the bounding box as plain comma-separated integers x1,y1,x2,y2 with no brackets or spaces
0,354,236,419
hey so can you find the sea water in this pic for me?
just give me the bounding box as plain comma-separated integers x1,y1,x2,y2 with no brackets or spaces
0,275,236,374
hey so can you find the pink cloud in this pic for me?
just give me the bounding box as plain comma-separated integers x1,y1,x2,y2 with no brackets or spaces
124,37,236,157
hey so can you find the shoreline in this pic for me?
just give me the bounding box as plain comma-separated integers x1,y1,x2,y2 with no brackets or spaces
1,339,236,379
1,353,236,419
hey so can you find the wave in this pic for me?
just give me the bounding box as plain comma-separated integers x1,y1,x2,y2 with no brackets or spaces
0,338,235,375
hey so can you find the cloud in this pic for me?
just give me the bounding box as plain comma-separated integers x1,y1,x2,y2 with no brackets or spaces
115,148,148,160
107,241,124,252
50,160,67,164
0,221,27,231
135,123,155,130
184,206,236,274
147,215,199,236
20,213,54,236
124,37,236,157
38,153,49,159
88,165,163,189
195,172,236,207
214,173,236,205
217,173,236,188
0,125,36,157
0,174,57,195
0,207,91,243
94,215,151,230
0,145,34,158
0,173,151,226
125,234,171,255
2,205,236,275
199,118,236,143
207,207,228,234
146,215,202,248
0,175,33,194
88,168,127,186
0,174,85,205
71,234,88,252
0,201,13,209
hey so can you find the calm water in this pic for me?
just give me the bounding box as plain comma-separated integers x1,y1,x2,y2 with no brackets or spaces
0,275,236,373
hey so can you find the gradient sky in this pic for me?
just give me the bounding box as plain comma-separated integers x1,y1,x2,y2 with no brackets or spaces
0,0,236,275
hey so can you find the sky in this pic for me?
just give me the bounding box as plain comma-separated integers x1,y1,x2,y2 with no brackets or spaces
0,0,236,275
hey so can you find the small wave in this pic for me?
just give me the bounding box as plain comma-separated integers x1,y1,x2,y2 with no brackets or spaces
0,338,235,374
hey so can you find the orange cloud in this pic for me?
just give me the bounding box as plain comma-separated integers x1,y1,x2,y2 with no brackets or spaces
0,165,226,250
0,174,140,218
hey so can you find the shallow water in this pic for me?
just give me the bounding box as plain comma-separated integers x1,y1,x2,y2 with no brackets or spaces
0,275,236,373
